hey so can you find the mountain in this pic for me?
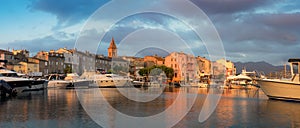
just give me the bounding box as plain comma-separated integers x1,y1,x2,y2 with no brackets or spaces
234,61,288,74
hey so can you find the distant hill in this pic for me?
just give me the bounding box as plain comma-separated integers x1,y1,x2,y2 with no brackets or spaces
234,61,288,74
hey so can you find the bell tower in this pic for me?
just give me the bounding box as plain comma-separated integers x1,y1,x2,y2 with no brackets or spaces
108,37,117,58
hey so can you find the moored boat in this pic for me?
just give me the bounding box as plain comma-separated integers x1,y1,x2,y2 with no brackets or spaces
257,58,300,101
64,73,90,88
0,68,47,95
92,74,131,88
47,74,72,88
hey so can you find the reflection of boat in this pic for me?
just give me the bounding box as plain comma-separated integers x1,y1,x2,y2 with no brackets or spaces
0,68,47,95
92,74,131,87
257,59,300,101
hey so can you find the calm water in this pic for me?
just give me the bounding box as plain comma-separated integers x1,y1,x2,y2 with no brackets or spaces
0,87,299,128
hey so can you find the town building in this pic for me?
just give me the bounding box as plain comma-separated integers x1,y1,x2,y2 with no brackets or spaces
214,58,236,77
144,55,165,67
0,49,13,68
95,55,112,73
35,51,49,61
196,56,211,83
48,50,65,74
13,61,39,75
165,52,197,83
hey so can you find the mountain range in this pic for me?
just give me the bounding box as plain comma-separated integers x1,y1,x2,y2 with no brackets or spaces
234,61,289,74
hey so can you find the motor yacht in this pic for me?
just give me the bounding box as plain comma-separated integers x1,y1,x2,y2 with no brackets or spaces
91,74,131,88
0,68,47,95
257,58,300,101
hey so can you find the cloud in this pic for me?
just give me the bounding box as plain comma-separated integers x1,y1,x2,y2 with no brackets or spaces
28,0,109,27
191,0,271,14
3,0,299,65
1,33,76,55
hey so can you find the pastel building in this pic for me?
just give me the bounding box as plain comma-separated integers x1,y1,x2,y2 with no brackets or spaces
215,58,236,77
165,52,197,83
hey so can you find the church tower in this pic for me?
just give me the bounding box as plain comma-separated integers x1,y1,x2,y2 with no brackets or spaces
108,37,117,58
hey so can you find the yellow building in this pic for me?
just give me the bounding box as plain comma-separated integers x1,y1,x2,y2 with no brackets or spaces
215,58,236,77
196,56,211,76
13,61,39,75
144,55,165,66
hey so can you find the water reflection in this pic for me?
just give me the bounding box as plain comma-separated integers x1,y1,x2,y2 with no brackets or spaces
0,89,100,128
0,88,299,127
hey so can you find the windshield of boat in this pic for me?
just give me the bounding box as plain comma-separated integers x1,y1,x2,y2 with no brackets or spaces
48,75,65,80
1,73,19,77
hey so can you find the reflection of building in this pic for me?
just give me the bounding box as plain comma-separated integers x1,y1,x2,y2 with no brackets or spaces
108,37,117,58
165,52,197,83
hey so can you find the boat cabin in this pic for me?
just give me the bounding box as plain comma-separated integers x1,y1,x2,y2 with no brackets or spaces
288,58,300,82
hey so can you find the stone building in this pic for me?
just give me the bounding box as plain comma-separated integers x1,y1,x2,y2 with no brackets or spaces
95,55,112,73
48,50,65,74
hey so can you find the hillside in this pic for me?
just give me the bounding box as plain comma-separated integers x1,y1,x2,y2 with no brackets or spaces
234,61,287,74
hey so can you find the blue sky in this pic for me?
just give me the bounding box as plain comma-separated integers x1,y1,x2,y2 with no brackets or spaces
1,0,300,65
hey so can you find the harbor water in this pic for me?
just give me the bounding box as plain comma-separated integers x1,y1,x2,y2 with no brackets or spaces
0,87,300,128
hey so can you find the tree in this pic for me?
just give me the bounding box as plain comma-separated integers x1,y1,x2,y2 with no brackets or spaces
138,65,174,80
64,65,72,74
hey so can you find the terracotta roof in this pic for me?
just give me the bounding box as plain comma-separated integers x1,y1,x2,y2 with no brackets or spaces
108,37,117,49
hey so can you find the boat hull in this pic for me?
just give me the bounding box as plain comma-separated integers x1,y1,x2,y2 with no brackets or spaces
48,80,72,88
94,79,130,88
257,79,300,101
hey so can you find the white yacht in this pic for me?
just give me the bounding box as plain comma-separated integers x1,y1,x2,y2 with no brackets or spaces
0,68,47,95
64,73,90,88
47,74,72,88
257,58,300,101
92,74,131,87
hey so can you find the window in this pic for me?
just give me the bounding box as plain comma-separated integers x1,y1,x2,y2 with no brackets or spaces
175,64,177,68
175,73,177,78
45,62,47,66
171,64,173,68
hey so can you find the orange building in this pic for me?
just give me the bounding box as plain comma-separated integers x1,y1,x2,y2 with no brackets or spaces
144,55,164,67
108,37,117,58
164,52,197,83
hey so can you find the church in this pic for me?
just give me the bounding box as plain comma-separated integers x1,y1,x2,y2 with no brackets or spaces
108,37,117,58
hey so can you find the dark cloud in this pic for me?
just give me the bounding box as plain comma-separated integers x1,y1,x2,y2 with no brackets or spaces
254,13,300,31
28,0,109,27
18,0,300,65
191,0,270,14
